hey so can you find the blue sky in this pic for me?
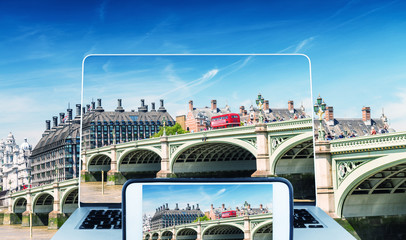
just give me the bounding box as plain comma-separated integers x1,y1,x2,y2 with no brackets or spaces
83,54,311,120
1,0,405,146
142,184,273,217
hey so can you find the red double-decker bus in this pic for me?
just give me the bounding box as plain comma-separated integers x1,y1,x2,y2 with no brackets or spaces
221,210,237,218
211,113,240,129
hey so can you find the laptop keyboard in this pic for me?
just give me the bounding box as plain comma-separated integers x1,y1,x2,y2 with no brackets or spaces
294,209,324,228
79,209,122,230
78,209,319,230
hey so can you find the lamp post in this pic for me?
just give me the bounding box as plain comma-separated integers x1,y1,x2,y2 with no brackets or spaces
162,116,166,136
313,95,327,141
255,93,265,123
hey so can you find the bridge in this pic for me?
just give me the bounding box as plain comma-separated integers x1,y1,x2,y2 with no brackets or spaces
315,132,406,218
2,119,405,229
81,119,314,184
1,178,78,229
144,213,272,240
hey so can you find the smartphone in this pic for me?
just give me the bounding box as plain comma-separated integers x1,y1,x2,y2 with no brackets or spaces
122,178,293,240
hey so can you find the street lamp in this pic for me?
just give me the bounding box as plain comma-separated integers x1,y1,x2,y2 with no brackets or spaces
162,116,166,136
255,93,265,123
313,95,327,140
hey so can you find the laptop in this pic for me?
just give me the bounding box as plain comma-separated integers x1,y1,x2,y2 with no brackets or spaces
53,54,354,239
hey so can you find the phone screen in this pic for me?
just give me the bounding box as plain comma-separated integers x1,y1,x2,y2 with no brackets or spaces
124,180,292,240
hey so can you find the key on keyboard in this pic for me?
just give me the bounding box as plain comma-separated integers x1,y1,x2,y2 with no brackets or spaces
79,209,122,230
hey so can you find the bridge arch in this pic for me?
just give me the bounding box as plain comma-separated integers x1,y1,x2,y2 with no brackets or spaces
32,192,54,214
202,223,244,240
170,140,257,177
160,230,173,240
251,219,273,239
270,132,313,174
151,232,159,240
60,187,78,215
144,233,150,240
117,147,162,178
87,153,112,172
13,197,27,213
336,152,406,217
176,227,197,239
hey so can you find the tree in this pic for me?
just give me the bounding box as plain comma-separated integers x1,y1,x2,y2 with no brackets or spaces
193,215,210,222
152,123,189,137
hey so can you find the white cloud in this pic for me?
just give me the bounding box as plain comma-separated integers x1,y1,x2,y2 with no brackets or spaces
382,89,406,131
295,37,315,53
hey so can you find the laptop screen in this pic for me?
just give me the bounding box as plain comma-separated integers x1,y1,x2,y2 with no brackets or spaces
79,54,314,205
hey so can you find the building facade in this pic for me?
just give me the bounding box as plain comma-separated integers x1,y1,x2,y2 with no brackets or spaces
313,99,394,140
185,97,308,133
0,133,32,192
150,203,204,230
185,100,232,133
30,98,175,186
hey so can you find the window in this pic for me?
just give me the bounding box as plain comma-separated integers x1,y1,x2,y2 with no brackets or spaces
130,115,138,121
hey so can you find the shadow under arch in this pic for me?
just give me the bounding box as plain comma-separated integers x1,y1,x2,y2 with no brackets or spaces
118,148,162,178
171,141,256,178
202,224,244,240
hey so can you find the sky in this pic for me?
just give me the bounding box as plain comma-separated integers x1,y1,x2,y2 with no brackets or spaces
142,183,273,217
0,0,405,147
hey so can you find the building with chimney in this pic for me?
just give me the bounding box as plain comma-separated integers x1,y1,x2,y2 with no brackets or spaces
150,203,204,230
30,98,175,186
0,133,32,192
313,98,393,140
185,97,308,133
185,100,232,133
208,202,269,220
239,99,308,124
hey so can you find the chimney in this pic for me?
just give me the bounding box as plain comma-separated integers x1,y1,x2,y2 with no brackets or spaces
82,107,86,115
187,203,190,210
196,204,200,210
211,100,217,111
91,101,96,110
45,120,51,131
362,107,371,126
175,203,179,210
325,106,335,126
240,106,245,114
86,104,90,112
166,203,169,210
95,99,104,112
52,116,58,128
76,104,81,117
264,100,270,113
115,99,125,112
67,109,73,121
158,99,166,112
193,205,195,210
59,113,65,124
138,99,148,112
151,102,156,112
189,100,194,112
288,100,294,113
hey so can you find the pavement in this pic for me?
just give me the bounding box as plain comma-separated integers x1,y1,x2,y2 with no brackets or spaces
80,182,123,203
0,225,57,240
